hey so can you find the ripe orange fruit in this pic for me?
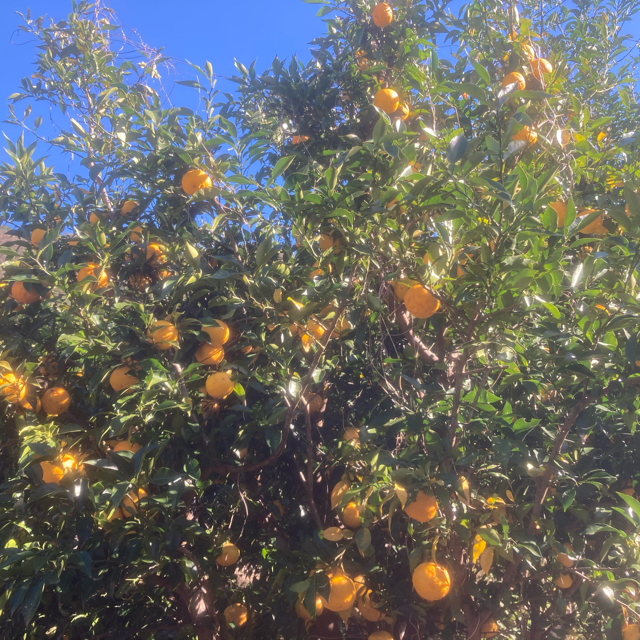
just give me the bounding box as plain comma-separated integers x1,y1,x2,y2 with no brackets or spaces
206,371,235,399
19,388,40,412
522,43,535,61
404,490,438,522
196,343,225,365
319,233,341,252
550,201,567,227
31,228,46,246
481,618,499,638
412,562,451,601
109,366,139,392
577,209,607,235
295,596,324,621
306,392,324,413
371,2,393,27
11,281,41,305
555,573,573,589
78,263,109,290
501,71,526,91
321,575,357,612
0,372,27,403
216,542,240,566
182,169,212,195
110,439,141,454
130,225,143,243
391,279,417,302
342,502,363,529
511,125,537,145
147,320,178,350
623,624,640,640
307,317,326,340
369,632,393,640
358,589,382,621
88,212,101,224
223,603,248,627
291,135,310,145
120,200,138,216
374,88,400,114
146,243,167,265
40,454,79,484
129,273,152,292
404,285,440,319
202,320,230,347
42,387,71,416
109,488,147,520
531,58,553,80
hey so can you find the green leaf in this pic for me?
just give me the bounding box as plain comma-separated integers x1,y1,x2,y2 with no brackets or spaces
469,58,491,85
446,134,468,167
355,527,372,556
271,155,295,181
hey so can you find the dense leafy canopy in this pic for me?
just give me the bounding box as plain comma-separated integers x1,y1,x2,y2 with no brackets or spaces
1,1,640,639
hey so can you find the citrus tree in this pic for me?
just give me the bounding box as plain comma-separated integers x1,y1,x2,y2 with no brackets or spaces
1,0,640,639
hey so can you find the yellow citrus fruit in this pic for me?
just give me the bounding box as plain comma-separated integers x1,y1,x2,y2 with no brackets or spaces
501,71,526,91
19,388,40,412
130,225,143,243
146,243,167,265
412,562,451,601
319,233,334,252
577,209,606,235
129,273,152,292
369,632,393,640
78,263,109,290
623,625,640,640
391,279,417,302
404,490,438,522
182,169,212,195
555,573,573,589
512,125,537,145
522,43,535,60
42,387,71,416
481,618,499,638
374,88,400,114
322,575,357,612
531,57,553,80
216,542,240,567
206,372,235,399
556,544,574,568
307,317,326,340
111,439,141,454
358,589,382,621
306,393,324,413
550,201,567,227
296,596,324,621
120,200,139,216
40,460,65,484
31,228,46,246
11,281,41,305
196,343,225,365
224,603,248,627
0,372,27,404
88,212,101,224
147,320,179,351
371,2,393,27
109,366,139,392
202,321,230,347
291,135,310,145
342,502,363,529
404,285,440,319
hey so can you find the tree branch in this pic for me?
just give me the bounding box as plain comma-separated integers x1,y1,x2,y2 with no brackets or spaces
303,403,324,529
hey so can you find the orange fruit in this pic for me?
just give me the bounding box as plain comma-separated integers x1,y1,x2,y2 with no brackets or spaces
88,212,101,224
412,562,451,601
501,71,526,91
481,618,499,638
522,43,535,61
182,169,212,195
130,225,143,243
321,575,357,612
404,490,438,522
372,3,393,28
40,454,79,484
109,366,139,392
223,603,248,627
146,243,167,265
306,392,324,413
374,88,400,114
19,388,41,412
307,317,326,340
511,125,537,145
129,273,152,292
196,343,225,365
0,372,27,403
342,502,363,529
11,281,41,305
291,135,309,145
391,279,417,302
550,201,567,227
147,320,178,350
404,285,440,319
111,439,141,454
295,596,324,621
78,263,109,290
369,633,393,640
202,321,230,347
109,488,147,520
31,228,46,246
216,542,240,567
120,200,138,216
357,589,382,621
531,58,553,80
623,624,640,640
206,371,235,399
555,573,573,589
42,387,71,416
577,209,606,235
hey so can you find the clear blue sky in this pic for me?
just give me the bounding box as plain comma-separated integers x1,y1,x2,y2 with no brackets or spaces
0,0,321,161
